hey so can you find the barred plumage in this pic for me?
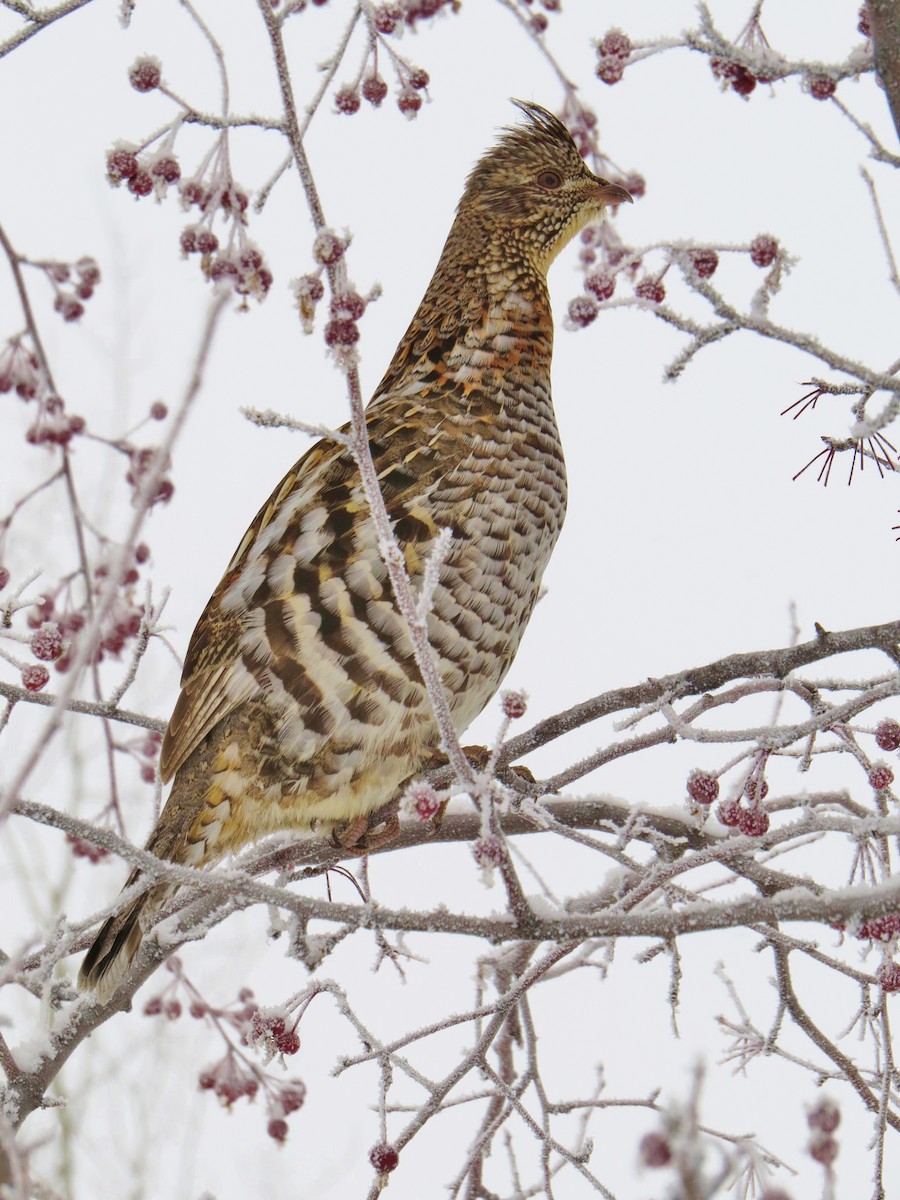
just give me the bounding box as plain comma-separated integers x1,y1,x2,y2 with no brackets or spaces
79,101,631,1001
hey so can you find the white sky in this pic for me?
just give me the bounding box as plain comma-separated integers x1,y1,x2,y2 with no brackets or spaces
1,1,898,1197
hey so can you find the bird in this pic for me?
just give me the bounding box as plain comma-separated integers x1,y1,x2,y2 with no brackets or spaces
79,100,632,1001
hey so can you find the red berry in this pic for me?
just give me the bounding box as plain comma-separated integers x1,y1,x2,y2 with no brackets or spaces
529,13,548,33
808,1132,838,1165
407,67,429,90
639,1131,671,1167
22,664,50,692
586,273,615,301
150,401,168,421
596,56,625,85
599,29,631,59
268,1118,289,1144
330,291,366,320
731,66,757,96
568,296,598,327
369,1143,399,1174
397,89,422,116
808,75,836,101
362,75,388,106
750,235,778,267
335,87,361,115
869,764,894,791
32,622,63,661
280,1083,306,1113
737,807,770,837
129,57,161,92
744,777,769,803
198,1070,216,1090
165,999,182,1020
716,800,743,827
635,279,665,303
687,769,719,805
127,170,153,198
76,257,100,285
143,996,163,1016
152,157,181,184
858,4,871,37
107,148,139,183
57,295,84,323
76,283,94,301
876,719,900,751
808,1098,840,1134
313,231,344,266
135,543,150,564
501,691,527,719
0,567,9,590
689,249,719,278
324,319,359,347
857,913,900,941
623,172,646,199
276,1029,300,1055
472,836,504,868
878,960,900,992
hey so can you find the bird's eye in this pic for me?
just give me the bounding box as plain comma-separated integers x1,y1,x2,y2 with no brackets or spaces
536,170,563,190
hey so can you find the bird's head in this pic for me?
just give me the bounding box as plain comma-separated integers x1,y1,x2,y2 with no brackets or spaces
460,100,632,276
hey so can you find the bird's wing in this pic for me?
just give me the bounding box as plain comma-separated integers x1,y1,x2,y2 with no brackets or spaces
159,392,467,783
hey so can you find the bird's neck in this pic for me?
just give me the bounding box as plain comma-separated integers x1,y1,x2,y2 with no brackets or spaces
373,215,555,407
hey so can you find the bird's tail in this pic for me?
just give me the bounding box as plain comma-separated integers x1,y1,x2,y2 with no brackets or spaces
78,872,169,1004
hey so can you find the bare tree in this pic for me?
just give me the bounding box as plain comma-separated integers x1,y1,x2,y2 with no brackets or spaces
1,2,899,1197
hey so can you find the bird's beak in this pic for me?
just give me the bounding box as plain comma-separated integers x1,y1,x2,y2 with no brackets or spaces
592,181,633,207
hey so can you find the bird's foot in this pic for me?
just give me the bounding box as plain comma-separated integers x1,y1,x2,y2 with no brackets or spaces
333,799,400,852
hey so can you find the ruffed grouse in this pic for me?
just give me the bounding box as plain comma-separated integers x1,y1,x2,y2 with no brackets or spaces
80,101,631,1000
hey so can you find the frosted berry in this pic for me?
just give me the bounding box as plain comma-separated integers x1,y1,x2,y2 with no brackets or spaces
875,719,900,751
878,960,900,992
107,148,139,183
623,172,646,199
32,622,63,661
596,56,625,85
568,296,598,327
808,75,836,101
858,4,871,37
750,235,778,267
744,777,769,803
373,6,396,33
808,1133,838,1165
22,664,50,692
362,75,388,106
599,29,631,59
408,67,429,90
144,995,164,1016
76,283,94,301
150,401,168,420
56,295,84,323
313,230,344,266
196,230,219,254
330,291,366,320
324,319,359,347
857,913,900,941
586,273,615,301
502,691,527,719
530,13,548,33
296,274,324,302
737,807,769,837
129,57,161,92
687,769,719,805
165,999,182,1019
135,543,150,564
152,157,181,184
869,764,894,791
715,800,742,827
397,89,422,117
635,279,665,303
268,1118,289,1144
180,227,198,254
689,249,719,278
77,257,100,285
403,780,441,820
472,836,505,868
369,1143,399,1174
280,1083,306,1113
808,1098,840,1133
335,87,361,115
128,170,153,198
0,566,8,590
639,1131,671,1167
731,66,757,96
